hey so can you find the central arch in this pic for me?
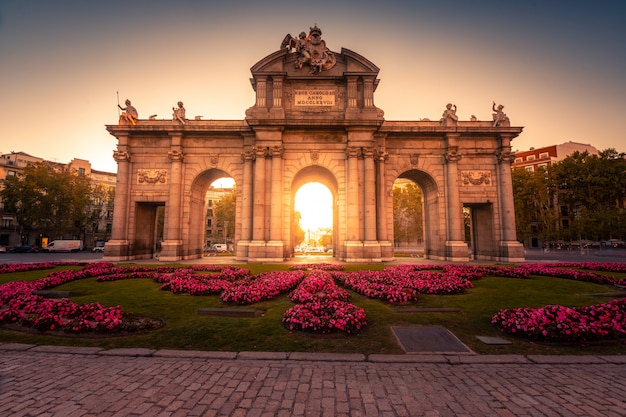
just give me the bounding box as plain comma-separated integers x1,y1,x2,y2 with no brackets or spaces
292,166,339,256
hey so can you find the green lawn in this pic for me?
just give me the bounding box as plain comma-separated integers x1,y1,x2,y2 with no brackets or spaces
1,264,625,355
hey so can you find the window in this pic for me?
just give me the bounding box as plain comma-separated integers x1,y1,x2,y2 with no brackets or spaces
78,167,86,176
207,218,212,227
208,200,213,207
560,206,569,216
207,209,213,217
525,166,534,172
514,157,522,163
539,152,549,159
526,155,536,161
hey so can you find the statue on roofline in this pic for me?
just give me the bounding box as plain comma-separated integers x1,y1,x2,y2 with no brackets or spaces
492,101,510,127
118,99,138,126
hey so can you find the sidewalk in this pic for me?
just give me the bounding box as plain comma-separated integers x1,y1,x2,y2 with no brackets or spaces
2,343,625,417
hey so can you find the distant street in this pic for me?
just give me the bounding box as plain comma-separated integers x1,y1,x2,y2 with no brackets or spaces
1,247,625,265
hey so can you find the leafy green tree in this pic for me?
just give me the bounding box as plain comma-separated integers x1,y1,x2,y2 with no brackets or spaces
213,191,236,239
512,167,558,247
294,211,305,247
392,181,423,245
1,162,94,243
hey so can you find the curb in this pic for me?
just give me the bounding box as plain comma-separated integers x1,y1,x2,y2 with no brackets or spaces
2,343,624,365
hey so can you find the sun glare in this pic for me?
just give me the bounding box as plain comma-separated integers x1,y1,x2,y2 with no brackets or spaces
295,182,333,231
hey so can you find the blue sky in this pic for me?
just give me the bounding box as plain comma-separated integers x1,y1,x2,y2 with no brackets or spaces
1,0,624,172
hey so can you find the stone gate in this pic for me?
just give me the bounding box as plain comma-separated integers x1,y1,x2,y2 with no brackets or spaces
104,26,525,263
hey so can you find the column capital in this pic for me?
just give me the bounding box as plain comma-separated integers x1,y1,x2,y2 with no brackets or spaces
253,146,268,158
496,149,515,164
167,149,184,162
345,146,361,159
269,145,284,158
444,147,462,162
375,146,388,162
241,150,256,162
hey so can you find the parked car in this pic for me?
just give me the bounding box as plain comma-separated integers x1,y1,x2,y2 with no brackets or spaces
9,245,39,253
92,241,106,252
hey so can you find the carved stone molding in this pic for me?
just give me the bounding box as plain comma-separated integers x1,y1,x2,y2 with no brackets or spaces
310,150,319,163
461,170,492,186
167,150,184,162
138,169,167,184
409,153,418,166
113,150,130,162
209,155,218,167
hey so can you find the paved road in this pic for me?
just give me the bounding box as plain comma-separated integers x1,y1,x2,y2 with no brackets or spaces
1,344,625,417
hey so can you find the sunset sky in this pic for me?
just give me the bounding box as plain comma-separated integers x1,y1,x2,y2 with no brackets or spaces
1,1,625,173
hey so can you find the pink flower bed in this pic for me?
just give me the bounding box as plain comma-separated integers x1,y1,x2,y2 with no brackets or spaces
289,263,345,271
0,279,123,333
492,298,626,343
283,270,366,334
220,270,306,304
282,299,367,334
288,270,350,303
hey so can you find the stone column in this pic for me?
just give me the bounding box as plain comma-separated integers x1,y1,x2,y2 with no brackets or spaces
375,147,391,253
252,146,267,242
345,146,361,241
362,147,377,241
269,146,284,241
267,145,284,259
444,134,468,260
240,151,255,241
104,142,131,260
159,135,184,261
235,150,255,260
497,134,525,261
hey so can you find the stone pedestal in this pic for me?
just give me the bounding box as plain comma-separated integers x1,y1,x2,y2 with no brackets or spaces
445,241,469,262
103,240,130,261
159,240,183,262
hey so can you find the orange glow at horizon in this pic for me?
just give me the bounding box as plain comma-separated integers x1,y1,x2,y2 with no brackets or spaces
294,182,333,232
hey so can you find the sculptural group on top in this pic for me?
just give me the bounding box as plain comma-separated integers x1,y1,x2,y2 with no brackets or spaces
281,25,336,74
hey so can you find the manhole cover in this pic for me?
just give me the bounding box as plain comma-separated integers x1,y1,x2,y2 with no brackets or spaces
392,325,472,353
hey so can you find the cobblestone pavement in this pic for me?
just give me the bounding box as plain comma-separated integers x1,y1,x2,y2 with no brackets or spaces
1,344,625,417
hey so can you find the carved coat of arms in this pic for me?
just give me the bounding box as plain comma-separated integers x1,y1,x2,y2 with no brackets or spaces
281,25,336,74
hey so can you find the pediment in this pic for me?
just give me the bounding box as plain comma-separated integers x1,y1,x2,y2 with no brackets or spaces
249,47,379,78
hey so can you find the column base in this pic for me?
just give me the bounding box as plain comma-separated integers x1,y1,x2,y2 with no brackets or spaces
499,241,525,262
159,240,183,262
103,240,130,261
445,241,470,262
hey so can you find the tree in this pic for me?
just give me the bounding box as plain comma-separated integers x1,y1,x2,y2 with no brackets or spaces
512,167,558,247
0,162,94,243
294,211,305,246
392,181,423,246
213,191,236,239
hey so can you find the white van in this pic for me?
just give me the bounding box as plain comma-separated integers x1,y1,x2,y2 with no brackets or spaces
212,244,228,252
43,240,84,252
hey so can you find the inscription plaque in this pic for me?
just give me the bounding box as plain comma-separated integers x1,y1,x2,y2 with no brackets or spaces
294,89,335,106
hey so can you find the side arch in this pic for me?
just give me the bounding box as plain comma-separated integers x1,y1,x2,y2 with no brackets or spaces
395,169,445,259
185,168,234,259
